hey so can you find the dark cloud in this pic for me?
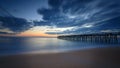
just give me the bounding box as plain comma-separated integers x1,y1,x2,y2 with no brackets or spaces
48,0,63,8
0,3,34,34
95,16,120,30
0,0,120,35
37,0,120,34
0,32,16,35
0,16,33,33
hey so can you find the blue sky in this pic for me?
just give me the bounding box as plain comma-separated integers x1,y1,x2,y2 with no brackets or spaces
0,0,120,36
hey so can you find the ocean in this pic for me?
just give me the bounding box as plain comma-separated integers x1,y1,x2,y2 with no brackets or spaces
0,37,120,56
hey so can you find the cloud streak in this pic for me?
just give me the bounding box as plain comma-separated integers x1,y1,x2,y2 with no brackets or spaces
37,0,120,34
0,0,120,36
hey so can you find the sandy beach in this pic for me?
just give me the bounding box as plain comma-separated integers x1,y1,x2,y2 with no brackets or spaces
0,47,120,68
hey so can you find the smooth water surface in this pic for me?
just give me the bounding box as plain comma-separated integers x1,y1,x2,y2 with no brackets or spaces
0,37,120,56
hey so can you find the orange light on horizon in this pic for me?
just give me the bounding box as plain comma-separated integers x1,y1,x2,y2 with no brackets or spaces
0,26,60,37
17,31,57,37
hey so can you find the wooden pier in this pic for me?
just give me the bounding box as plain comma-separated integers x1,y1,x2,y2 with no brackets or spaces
57,32,120,43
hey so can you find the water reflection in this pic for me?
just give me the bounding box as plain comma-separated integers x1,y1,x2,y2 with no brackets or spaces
0,37,120,56
59,38,120,44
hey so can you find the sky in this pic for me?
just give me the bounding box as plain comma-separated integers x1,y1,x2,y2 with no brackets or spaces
0,0,120,37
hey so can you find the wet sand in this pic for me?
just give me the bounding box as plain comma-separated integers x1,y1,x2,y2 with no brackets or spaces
0,47,120,68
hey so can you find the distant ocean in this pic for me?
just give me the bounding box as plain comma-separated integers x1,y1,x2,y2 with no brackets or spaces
0,37,120,56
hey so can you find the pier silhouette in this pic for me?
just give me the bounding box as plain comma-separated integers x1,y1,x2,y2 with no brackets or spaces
57,32,120,43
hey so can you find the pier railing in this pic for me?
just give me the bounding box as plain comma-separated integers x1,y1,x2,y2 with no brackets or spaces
57,32,120,43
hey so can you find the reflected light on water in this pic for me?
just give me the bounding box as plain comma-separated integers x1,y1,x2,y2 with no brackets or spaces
0,37,120,56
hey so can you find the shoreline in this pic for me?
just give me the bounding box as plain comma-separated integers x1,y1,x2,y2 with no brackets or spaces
0,47,120,68
0,46,119,57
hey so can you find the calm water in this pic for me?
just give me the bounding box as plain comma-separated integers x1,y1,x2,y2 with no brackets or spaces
0,37,120,56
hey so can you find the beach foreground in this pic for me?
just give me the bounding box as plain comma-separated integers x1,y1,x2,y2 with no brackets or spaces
0,47,120,68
